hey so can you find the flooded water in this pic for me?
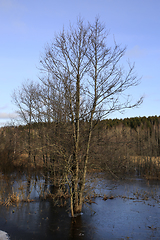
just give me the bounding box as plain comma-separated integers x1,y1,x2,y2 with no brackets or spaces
0,173,160,240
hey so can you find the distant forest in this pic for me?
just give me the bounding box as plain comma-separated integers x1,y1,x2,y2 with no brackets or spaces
0,115,160,179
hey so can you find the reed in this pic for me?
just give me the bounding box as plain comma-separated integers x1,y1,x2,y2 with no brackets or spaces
129,156,160,179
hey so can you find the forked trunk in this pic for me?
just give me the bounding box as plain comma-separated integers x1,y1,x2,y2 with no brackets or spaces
70,121,93,217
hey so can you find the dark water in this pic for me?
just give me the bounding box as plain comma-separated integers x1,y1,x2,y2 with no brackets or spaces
0,173,160,240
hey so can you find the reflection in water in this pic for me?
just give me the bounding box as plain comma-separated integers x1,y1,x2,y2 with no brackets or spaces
0,173,160,239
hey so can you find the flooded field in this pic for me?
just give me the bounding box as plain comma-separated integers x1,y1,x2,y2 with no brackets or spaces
0,172,160,240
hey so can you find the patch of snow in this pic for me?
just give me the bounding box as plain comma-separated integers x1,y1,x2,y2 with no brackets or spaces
0,231,9,240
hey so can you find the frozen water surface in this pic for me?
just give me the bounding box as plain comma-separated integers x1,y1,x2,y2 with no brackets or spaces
0,174,160,239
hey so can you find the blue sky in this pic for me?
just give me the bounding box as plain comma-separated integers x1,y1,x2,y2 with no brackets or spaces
0,0,160,126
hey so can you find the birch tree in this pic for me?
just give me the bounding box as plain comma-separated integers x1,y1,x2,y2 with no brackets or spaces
12,81,38,163
39,17,143,217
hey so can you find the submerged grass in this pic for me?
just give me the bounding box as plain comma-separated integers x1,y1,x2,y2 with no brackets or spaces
0,169,160,211
0,185,35,207
0,173,70,207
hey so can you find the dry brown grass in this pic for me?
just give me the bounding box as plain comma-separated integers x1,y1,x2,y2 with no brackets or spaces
0,178,36,206
130,156,160,166
129,155,160,179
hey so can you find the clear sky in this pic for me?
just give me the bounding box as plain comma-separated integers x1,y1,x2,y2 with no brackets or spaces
0,0,160,126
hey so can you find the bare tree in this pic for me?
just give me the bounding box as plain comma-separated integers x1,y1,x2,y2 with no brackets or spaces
39,17,143,216
12,81,40,163
35,17,143,216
